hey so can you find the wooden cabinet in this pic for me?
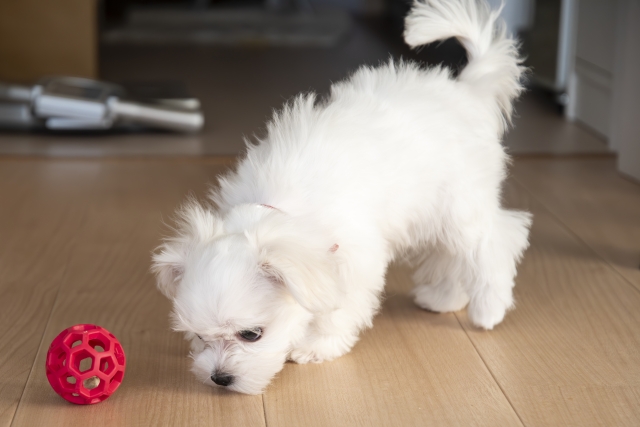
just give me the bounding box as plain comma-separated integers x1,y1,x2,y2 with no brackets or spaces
0,0,97,83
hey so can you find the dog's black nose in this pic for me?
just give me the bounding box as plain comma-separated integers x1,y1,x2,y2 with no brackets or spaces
211,373,234,387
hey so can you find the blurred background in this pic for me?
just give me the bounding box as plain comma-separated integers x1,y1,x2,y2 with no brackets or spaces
0,0,638,180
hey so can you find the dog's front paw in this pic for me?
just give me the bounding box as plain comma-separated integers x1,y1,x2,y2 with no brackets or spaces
289,348,326,364
413,281,469,313
289,332,358,364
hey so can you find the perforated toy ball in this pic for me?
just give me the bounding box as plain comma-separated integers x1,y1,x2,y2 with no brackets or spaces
45,324,126,405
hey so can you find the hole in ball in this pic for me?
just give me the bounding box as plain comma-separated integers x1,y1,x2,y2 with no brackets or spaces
71,340,82,348
66,376,76,384
83,376,100,390
79,357,92,372
109,371,123,384
72,393,79,397
89,338,106,352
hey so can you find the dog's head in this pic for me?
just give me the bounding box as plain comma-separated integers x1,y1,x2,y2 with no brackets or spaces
152,202,340,394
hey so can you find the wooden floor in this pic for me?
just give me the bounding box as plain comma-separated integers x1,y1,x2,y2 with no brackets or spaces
1,154,639,427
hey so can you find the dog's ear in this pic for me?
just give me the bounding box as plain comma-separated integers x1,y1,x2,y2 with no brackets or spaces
151,242,186,299
152,201,222,299
257,223,341,313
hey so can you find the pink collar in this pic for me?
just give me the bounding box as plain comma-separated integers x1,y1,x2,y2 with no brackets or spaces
259,204,279,211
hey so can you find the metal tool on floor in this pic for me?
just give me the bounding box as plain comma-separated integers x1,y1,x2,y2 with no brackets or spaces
0,77,204,133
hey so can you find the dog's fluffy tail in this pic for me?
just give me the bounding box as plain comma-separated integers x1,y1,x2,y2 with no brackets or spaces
404,0,524,128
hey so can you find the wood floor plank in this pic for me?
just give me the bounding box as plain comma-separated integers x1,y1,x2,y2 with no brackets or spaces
8,161,266,427
0,163,88,427
455,177,640,427
263,265,523,427
511,158,640,290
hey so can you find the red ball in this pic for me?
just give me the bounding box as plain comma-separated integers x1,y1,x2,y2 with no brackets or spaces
45,324,126,405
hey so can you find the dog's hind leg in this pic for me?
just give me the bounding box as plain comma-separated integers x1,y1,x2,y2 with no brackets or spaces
412,246,470,313
462,209,532,329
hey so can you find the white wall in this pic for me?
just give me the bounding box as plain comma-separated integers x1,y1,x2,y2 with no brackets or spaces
567,0,617,138
567,0,640,181
611,0,640,181
487,0,535,35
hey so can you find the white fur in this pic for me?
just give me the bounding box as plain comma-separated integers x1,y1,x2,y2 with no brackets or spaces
152,0,532,395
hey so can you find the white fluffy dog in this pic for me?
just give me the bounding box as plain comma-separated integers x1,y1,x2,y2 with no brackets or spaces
152,0,532,395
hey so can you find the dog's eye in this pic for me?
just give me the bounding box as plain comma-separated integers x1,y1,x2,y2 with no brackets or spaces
196,334,203,341
237,328,262,342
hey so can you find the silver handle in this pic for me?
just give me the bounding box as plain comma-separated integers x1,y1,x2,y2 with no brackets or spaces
0,83,32,102
108,98,204,133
